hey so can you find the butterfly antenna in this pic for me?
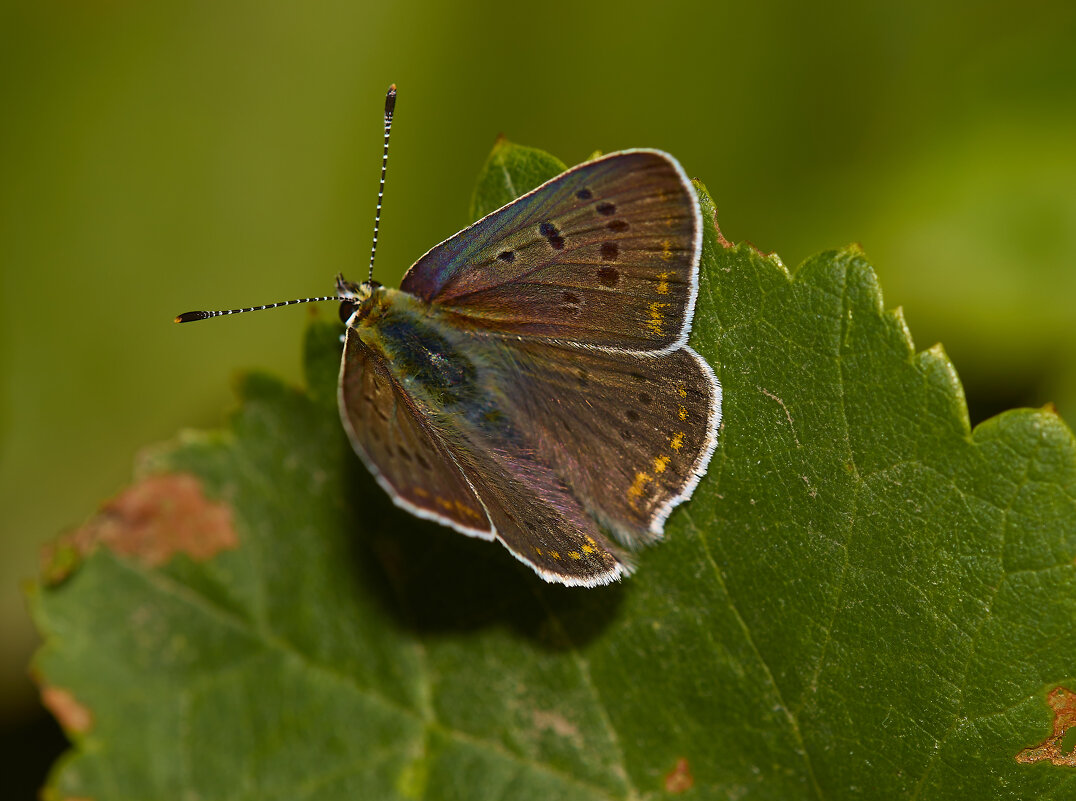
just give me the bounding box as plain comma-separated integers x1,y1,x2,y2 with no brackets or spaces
175,86,398,324
368,83,396,283
175,295,342,323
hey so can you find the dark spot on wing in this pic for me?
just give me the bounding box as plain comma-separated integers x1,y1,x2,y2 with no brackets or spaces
397,447,412,463
577,369,588,386
597,266,620,287
620,429,633,440
600,242,619,261
629,372,648,382
497,250,515,263
639,392,652,405
576,188,593,200
539,221,565,250
558,290,583,316
607,219,629,232
626,409,640,422
416,452,431,471
596,202,616,216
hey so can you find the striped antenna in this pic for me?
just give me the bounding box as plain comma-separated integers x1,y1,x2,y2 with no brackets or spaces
368,84,396,282
174,85,398,325
175,295,340,323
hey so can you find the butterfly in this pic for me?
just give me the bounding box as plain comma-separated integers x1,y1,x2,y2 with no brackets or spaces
178,86,721,587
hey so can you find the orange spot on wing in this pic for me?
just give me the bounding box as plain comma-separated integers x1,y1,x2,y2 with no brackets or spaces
653,455,670,473
569,551,582,559
647,302,670,336
661,239,673,260
550,550,561,560
628,471,653,509
453,500,482,520
582,543,595,554
656,270,672,295
670,432,685,451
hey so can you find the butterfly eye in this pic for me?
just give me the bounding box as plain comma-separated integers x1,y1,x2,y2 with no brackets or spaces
339,301,356,324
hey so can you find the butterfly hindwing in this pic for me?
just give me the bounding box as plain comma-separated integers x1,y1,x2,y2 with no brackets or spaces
447,437,630,586
400,150,701,352
504,340,721,547
338,330,493,538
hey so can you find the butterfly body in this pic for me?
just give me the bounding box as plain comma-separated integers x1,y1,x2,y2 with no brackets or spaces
334,149,722,586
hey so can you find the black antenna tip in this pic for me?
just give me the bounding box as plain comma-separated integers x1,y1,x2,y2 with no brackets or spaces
385,84,396,116
175,310,210,323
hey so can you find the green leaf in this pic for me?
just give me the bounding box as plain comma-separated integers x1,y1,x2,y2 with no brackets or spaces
468,137,566,221
30,141,1076,800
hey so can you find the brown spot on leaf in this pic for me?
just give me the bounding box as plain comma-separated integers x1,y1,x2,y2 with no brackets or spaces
1016,686,1076,766
664,757,694,793
41,473,237,582
532,708,583,750
40,686,93,734
710,204,734,249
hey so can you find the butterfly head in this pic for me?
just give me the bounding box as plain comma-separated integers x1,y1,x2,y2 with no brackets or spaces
335,273,382,326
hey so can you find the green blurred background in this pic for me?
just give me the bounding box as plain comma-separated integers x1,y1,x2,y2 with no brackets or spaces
2,0,1074,792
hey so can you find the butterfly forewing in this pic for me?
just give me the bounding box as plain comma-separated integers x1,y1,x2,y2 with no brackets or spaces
400,150,700,352
338,331,493,537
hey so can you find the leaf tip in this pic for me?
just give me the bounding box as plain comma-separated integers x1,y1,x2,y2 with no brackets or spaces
39,685,94,736
693,180,735,250
916,342,973,435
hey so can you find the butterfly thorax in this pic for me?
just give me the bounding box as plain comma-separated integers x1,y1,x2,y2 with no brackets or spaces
348,287,505,425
